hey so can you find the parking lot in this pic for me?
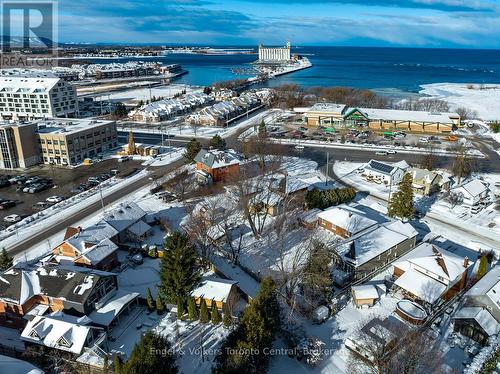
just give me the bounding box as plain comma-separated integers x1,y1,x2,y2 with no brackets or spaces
268,118,464,152
0,159,145,225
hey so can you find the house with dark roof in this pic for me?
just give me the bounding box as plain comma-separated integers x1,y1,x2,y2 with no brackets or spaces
364,159,409,185
194,149,240,183
0,264,117,328
453,267,499,345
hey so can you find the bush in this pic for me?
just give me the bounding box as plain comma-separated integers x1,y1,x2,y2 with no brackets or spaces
305,187,356,210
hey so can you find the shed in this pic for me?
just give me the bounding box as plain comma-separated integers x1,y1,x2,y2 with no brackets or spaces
352,284,379,308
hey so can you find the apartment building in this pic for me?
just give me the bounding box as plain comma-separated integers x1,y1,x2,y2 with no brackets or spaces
0,70,78,120
0,122,40,169
37,119,118,166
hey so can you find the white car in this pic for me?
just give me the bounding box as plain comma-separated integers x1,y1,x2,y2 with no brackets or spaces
387,150,397,154
419,137,429,143
295,145,305,150
46,196,64,203
4,214,21,223
375,151,388,155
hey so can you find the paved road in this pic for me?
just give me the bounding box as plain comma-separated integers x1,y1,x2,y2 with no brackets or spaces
5,159,185,256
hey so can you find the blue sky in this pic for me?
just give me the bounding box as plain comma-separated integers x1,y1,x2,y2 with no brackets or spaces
56,0,500,48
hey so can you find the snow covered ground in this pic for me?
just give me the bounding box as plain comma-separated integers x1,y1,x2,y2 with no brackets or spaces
420,83,500,121
95,84,200,104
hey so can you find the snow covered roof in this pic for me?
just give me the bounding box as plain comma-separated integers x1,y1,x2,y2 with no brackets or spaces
126,220,151,237
194,149,241,169
307,103,346,114
318,204,378,235
0,265,115,305
393,242,471,283
270,175,308,194
339,220,416,266
455,307,499,336
465,266,499,308
394,267,447,304
408,167,440,185
103,202,146,232
190,276,237,302
354,107,458,124
89,290,139,326
0,355,44,374
352,284,379,300
81,238,119,265
454,179,489,198
365,160,401,176
66,221,119,248
21,313,96,355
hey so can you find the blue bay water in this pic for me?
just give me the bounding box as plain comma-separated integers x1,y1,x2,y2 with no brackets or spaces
89,47,500,98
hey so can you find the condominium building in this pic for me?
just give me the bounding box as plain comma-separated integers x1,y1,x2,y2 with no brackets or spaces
0,70,78,120
0,122,40,169
37,119,118,166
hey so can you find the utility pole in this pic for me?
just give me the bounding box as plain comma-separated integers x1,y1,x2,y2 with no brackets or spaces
326,151,330,185
99,184,105,215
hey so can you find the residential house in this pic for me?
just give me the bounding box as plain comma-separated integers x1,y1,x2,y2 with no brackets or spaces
191,275,240,312
21,312,106,357
194,149,241,183
453,267,499,345
51,222,120,270
0,264,117,328
254,175,309,216
318,204,378,238
453,179,490,207
102,202,150,242
392,243,472,306
334,220,418,282
408,167,450,196
363,160,409,186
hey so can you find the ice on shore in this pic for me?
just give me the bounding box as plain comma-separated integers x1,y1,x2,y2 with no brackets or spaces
420,83,500,121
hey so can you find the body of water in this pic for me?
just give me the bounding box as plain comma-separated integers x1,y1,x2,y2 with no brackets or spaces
88,47,500,98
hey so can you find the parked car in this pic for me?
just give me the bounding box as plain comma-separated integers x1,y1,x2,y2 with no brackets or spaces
419,137,429,143
387,150,397,154
4,214,21,223
33,202,51,211
295,145,305,151
118,155,130,163
0,178,10,188
46,195,64,203
375,151,388,155
0,200,15,210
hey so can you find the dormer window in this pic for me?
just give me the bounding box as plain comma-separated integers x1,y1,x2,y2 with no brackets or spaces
57,335,73,348
29,329,40,339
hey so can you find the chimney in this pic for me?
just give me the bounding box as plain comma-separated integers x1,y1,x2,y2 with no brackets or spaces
463,256,469,268
78,226,82,232
460,256,469,290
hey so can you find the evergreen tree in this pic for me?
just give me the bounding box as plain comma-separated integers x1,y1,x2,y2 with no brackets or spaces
223,303,232,328
209,134,226,150
184,139,202,162
302,241,332,303
258,119,266,138
199,298,209,323
114,355,122,374
0,248,13,271
211,301,221,324
112,102,128,118
188,297,198,320
156,293,164,315
146,288,154,312
177,298,185,320
122,331,177,374
127,131,136,155
476,255,488,280
388,173,415,221
160,231,200,314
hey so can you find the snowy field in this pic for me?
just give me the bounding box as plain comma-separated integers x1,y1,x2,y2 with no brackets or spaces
420,83,500,121
95,84,200,104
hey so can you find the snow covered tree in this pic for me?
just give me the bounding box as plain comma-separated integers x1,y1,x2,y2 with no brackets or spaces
184,138,202,163
209,134,226,150
156,293,164,315
199,299,209,324
146,288,155,312
452,144,475,184
211,301,221,324
387,173,415,221
160,231,200,315
0,248,13,271
122,331,177,374
188,297,198,320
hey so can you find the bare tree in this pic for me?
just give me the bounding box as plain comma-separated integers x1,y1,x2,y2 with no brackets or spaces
456,106,478,121
451,144,475,184
166,169,194,201
419,143,438,170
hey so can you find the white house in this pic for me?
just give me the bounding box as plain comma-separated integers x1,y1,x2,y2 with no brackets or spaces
453,179,490,206
363,160,409,185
